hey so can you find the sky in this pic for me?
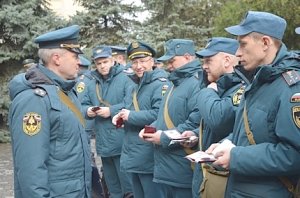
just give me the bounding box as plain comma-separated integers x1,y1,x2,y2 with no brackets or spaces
49,0,145,20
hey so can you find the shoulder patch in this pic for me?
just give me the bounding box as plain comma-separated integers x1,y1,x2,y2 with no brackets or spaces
292,106,300,128
158,77,167,82
79,74,85,80
34,88,46,97
23,112,41,136
232,86,245,106
291,93,300,103
162,84,169,96
282,70,300,86
76,82,85,93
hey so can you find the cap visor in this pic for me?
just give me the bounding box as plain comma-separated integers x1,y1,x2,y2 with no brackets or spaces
225,25,251,36
70,48,83,54
93,55,111,60
295,27,300,34
130,54,149,60
157,54,174,62
195,49,217,58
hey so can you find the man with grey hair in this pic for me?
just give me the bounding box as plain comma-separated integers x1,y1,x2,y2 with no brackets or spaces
8,25,92,198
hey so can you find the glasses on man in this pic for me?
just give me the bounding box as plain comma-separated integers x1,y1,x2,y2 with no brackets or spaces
131,57,152,66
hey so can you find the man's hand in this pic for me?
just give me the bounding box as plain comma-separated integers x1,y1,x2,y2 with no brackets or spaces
141,129,162,145
206,140,235,170
87,107,98,118
119,109,130,121
180,131,198,148
97,107,111,118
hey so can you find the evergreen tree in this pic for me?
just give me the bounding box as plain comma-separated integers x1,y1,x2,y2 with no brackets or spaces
0,0,67,64
212,0,300,50
72,0,142,50
137,0,225,55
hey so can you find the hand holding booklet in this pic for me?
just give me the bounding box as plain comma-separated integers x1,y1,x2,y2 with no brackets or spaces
163,129,198,145
185,151,217,163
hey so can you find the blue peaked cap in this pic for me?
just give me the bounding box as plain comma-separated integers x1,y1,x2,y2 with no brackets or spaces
34,25,82,54
295,27,300,35
110,46,127,55
225,11,287,40
196,37,239,58
157,39,195,62
79,55,91,67
92,46,112,60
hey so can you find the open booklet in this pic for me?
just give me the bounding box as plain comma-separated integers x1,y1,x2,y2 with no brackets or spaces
185,150,217,163
163,129,198,145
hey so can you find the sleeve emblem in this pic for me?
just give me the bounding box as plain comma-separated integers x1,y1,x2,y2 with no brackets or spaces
76,82,85,93
292,106,300,128
232,86,245,106
23,112,41,136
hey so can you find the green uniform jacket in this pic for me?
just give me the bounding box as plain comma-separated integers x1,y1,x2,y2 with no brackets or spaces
226,45,300,198
153,60,203,188
81,64,134,157
120,68,170,173
8,65,92,198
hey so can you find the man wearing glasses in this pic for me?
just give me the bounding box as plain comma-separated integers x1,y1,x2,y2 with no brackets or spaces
115,41,170,198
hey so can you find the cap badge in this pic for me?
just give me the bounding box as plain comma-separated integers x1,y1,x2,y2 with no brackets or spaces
132,41,139,49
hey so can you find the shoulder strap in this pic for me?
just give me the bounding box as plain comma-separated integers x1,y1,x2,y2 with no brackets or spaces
163,86,194,155
58,90,85,127
199,119,207,177
243,101,295,193
96,82,111,107
163,86,175,129
132,90,140,111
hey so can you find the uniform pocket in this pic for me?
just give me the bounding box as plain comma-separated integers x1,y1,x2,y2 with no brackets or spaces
50,178,82,197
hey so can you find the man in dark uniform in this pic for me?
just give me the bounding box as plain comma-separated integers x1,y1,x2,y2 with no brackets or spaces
140,39,204,198
82,46,134,198
207,11,300,198
192,37,249,198
8,25,92,198
110,45,127,66
114,41,170,198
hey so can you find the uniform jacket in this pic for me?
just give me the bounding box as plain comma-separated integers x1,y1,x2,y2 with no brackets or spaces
8,64,92,198
153,59,203,188
120,68,170,174
81,64,134,157
75,70,95,131
192,67,249,198
226,45,300,198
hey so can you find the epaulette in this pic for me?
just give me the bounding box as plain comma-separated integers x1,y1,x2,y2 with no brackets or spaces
34,88,47,97
79,74,94,80
282,70,300,86
158,77,167,82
